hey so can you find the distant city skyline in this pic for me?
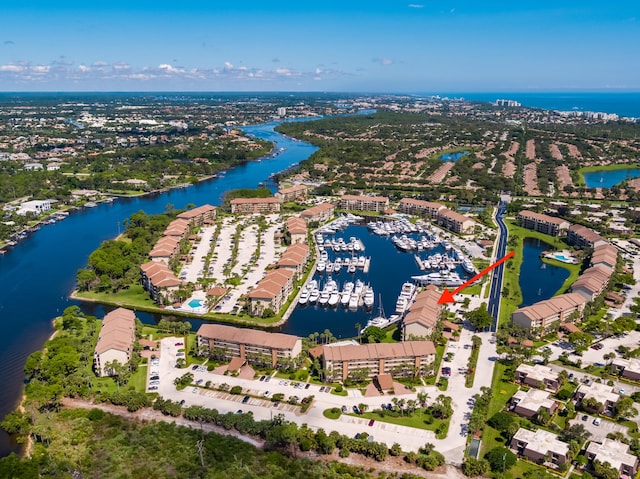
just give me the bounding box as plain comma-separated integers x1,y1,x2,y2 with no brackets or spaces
1,0,639,92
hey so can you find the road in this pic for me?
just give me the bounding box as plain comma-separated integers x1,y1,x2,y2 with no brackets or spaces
487,201,508,330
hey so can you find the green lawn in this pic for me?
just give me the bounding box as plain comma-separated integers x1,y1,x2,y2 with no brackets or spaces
424,343,445,386
128,366,148,392
481,361,519,455
349,410,450,437
323,408,342,419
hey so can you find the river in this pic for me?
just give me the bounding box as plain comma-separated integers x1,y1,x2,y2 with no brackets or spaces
0,120,318,456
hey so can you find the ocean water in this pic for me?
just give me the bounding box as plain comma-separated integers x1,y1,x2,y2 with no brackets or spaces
436,92,640,119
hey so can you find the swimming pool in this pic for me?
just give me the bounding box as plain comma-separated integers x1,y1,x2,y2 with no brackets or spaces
554,254,570,261
188,299,203,308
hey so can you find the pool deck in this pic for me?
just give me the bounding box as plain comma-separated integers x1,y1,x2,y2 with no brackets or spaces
543,250,579,264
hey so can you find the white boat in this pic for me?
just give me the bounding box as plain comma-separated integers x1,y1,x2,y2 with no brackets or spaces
461,257,476,274
347,262,357,273
348,293,359,310
362,296,402,333
363,287,375,309
411,271,464,287
328,291,340,307
319,290,331,305
308,289,320,304
326,263,334,273
356,256,366,268
395,296,408,314
298,289,310,305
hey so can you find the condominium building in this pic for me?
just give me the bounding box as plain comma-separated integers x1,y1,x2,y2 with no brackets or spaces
276,243,310,279
517,210,570,236
575,382,620,413
140,261,182,303
610,357,640,381
320,341,436,382
398,198,445,219
510,388,558,419
94,308,136,377
176,204,216,226
148,235,181,263
590,243,618,269
275,184,308,202
247,268,295,316
286,216,308,244
402,286,442,339
567,224,608,248
586,439,639,478
510,428,569,466
230,197,282,214
300,202,335,224
197,323,302,368
511,293,586,333
571,264,613,301
340,195,389,213
515,364,560,392
436,208,476,234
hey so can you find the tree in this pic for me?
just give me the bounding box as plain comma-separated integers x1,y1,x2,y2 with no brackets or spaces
615,396,638,419
568,331,594,351
559,423,591,443
462,457,490,477
487,412,516,433
362,326,385,343
484,447,516,473
464,303,493,331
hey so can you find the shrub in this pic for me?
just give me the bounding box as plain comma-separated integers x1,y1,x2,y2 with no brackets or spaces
229,385,243,395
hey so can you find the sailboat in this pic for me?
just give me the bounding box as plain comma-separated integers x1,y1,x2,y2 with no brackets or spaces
361,295,401,333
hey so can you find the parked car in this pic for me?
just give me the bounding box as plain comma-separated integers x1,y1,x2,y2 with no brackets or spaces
593,418,601,426
353,405,361,414
341,405,347,413
305,383,310,389
582,415,588,421
149,380,160,385
179,399,185,406
148,386,158,391
149,375,160,381
259,376,265,381
176,352,185,357
242,395,250,404
320,386,325,392
368,419,375,426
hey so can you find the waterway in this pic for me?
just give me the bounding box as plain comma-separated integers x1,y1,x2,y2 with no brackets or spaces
518,238,570,308
0,120,318,456
583,168,640,188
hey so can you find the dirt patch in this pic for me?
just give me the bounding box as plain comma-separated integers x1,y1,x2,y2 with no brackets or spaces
550,143,563,161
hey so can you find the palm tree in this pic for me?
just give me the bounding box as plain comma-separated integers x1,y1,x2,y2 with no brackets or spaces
355,323,361,343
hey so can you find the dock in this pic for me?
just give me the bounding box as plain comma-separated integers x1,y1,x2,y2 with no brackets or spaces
414,255,425,270
363,257,371,273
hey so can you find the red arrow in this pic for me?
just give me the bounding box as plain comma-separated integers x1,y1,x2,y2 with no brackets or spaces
437,251,515,304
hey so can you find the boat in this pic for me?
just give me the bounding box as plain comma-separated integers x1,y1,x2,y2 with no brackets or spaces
328,291,340,307
348,292,359,310
395,296,408,315
461,257,476,274
363,286,375,309
298,288,310,305
411,271,464,287
362,296,402,333
308,289,320,304
317,261,326,273
84,202,98,208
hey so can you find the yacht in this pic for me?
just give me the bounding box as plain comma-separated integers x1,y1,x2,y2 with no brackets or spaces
328,290,340,307
362,296,402,333
317,261,326,273
461,257,476,274
411,271,464,287
308,288,320,304
363,286,375,309
298,288,310,305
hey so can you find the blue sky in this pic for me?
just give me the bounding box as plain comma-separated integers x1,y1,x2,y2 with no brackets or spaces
0,1,638,92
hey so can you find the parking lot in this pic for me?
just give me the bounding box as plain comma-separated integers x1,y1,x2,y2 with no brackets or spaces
568,414,627,443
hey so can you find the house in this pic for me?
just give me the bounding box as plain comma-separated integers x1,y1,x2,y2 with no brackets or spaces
575,382,620,413
320,341,436,382
16,199,54,216
402,286,442,340
300,202,335,224
140,261,182,303
610,357,640,382
197,323,302,368
93,308,136,377
248,268,295,316
585,439,639,478
286,216,308,244
398,198,445,219
510,388,558,419
510,428,569,466
517,210,570,236
340,194,389,213
515,364,560,392
436,208,476,234
511,293,586,333
230,197,282,214
275,184,308,202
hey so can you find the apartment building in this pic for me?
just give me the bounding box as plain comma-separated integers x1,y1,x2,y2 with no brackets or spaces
340,195,389,213
398,198,445,219
140,261,182,303
286,216,308,244
230,197,282,214
510,428,569,466
275,184,308,202
300,202,335,224
176,204,216,226
575,382,620,413
437,208,476,234
148,235,181,263
586,439,639,478
571,264,613,302
276,243,310,279
93,308,136,377
517,210,570,236
515,364,560,392
511,293,586,333
197,323,302,368
320,341,436,382
610,357,640,382
510,388,558,419
248,268,295,316
567,224,608,248
402,286,442,339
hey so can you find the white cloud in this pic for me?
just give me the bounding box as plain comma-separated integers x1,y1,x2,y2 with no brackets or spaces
372,57,394,66
0,63,25,72
408,4,424,8
223,61,234,70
